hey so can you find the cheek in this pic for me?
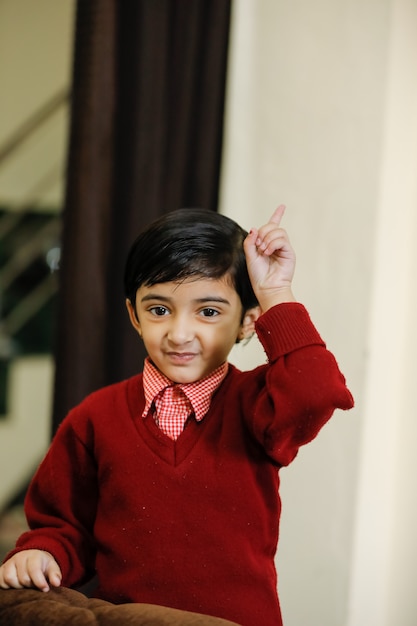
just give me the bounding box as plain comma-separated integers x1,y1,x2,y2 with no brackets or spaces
138,323,159,346
207,324,240,354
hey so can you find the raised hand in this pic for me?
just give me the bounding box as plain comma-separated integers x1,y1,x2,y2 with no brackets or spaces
243,205,296,311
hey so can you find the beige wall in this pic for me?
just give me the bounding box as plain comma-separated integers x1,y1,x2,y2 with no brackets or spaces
347,1,417,625
221,0,417,625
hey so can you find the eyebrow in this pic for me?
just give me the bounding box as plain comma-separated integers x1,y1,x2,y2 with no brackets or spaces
140,293,231,306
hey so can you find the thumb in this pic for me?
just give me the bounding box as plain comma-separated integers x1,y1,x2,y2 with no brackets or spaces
243,228,259,263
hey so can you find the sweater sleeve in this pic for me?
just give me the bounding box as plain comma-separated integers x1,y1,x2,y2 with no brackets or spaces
4,411,98,588
246,302,354,467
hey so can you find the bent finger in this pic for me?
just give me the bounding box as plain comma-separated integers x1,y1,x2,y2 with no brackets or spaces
255,226,289,253
45,560,62,588
259,233,291,257
21,556,50,592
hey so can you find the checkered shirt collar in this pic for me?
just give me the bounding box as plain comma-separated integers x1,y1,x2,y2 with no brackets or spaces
142,357,228,422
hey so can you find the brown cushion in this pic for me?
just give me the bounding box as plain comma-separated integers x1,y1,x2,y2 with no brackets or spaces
0,586,240,626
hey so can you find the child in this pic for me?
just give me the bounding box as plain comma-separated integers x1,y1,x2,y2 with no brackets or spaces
0,206,353,626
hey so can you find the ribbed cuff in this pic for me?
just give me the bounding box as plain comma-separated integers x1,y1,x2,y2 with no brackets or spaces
255,303,324,361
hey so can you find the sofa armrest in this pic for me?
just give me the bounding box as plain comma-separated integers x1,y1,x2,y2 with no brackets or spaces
0,586,240,626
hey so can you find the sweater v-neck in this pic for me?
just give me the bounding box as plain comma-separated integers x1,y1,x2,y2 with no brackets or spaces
126,371,232,467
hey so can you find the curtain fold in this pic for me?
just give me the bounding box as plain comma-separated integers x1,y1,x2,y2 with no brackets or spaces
52,0,232,434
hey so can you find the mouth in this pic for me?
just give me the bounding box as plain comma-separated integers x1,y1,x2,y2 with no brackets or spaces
165,352,197,364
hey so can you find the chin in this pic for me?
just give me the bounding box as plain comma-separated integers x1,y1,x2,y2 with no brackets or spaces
164,367,204,385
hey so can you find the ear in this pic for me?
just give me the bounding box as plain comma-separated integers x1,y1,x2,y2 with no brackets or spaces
237,306,261,342
126,298,142,337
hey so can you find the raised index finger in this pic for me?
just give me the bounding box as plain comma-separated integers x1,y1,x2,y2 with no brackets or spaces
268,204,286,226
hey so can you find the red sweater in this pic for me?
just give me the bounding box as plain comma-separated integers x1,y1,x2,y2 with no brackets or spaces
10,304,353,626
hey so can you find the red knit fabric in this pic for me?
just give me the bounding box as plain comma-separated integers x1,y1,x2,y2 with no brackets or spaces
8,304,354,626
142,358,228,440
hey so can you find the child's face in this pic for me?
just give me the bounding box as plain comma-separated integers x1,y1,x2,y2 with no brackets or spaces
126,277,257,383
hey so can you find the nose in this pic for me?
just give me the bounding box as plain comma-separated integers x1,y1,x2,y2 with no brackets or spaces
167,314,194,345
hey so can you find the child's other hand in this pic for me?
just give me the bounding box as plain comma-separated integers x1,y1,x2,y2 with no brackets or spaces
0,549,62,592
244,205,296,311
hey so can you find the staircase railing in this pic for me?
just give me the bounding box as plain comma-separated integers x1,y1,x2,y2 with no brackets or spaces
0,88,70,166
0,88,70,409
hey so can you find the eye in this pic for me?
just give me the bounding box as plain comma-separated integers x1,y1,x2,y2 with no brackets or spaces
149,306,170,316
200,308,220,318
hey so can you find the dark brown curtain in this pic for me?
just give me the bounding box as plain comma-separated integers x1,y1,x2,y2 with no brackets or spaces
52,0,232,434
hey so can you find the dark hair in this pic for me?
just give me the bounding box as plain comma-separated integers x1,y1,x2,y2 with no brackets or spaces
124,208,258,313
